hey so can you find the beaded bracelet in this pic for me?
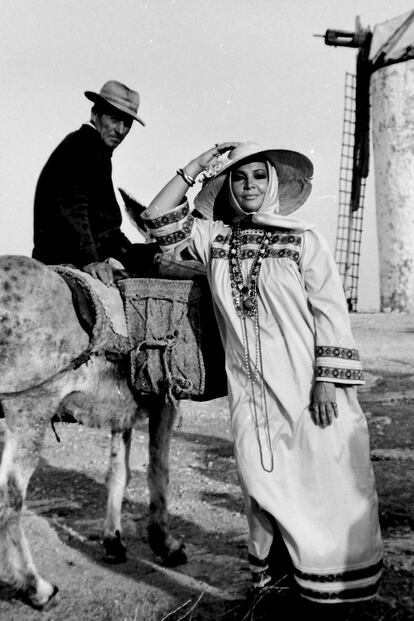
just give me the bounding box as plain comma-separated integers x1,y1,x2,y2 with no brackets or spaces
177,168,196,187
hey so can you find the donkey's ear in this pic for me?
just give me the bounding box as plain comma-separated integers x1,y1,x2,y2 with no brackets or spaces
118,188,147,235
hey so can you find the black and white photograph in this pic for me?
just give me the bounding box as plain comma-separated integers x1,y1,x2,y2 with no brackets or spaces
0,1,413,619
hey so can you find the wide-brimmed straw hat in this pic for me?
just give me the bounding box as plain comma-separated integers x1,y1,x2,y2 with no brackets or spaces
85,80,145,126
194,142,313,220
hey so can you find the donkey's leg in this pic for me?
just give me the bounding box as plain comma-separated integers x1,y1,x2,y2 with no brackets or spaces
147,400,187,566
0,398,58,609
102,428,132,563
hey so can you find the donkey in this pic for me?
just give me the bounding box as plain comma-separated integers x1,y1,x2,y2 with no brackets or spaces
0,254,192,609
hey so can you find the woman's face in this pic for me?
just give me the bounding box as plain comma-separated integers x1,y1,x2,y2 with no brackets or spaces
231,160,269,213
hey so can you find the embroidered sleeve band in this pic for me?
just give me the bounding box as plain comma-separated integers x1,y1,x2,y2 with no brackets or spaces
142,201,194,251
315,345,364,385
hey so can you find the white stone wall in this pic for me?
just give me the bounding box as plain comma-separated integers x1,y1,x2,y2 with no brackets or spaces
371,59,414,311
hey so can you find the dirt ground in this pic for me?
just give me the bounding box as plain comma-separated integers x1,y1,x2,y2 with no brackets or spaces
0,313,413,621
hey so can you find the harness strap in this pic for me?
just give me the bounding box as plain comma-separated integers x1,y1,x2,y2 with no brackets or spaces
0,346,96,399
135,335,193,405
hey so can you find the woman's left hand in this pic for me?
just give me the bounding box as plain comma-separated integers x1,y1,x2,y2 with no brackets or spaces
309,381,338,428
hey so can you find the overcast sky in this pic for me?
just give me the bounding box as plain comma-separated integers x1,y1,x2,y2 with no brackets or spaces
1,0,413,310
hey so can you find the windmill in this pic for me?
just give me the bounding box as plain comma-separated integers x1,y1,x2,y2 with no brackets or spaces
317,9,414,312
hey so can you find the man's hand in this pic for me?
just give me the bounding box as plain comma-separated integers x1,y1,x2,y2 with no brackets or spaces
309,381,338,428
83,261,117,286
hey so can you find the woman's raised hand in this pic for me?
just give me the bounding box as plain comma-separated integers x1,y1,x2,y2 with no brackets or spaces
187,142,240,177
147,142,240,217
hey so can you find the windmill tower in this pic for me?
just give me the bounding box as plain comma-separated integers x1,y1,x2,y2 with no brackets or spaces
320,10,414,312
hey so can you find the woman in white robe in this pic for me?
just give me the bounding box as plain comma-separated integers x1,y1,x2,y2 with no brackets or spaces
142,142,383,612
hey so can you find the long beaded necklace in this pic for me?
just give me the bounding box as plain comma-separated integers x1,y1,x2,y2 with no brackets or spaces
229,222,274,472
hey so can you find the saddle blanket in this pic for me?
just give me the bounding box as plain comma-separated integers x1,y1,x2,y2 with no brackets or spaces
53,266,227,401
56,265,128,336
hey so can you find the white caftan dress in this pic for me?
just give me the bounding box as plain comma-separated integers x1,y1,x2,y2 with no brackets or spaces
143,200,383,604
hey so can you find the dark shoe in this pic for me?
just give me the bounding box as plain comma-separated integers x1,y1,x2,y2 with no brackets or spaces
297,600,355,620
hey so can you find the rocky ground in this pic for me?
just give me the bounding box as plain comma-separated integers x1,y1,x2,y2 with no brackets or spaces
0,313,413,621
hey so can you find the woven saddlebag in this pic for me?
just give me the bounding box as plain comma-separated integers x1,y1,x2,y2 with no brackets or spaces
118,277,227,402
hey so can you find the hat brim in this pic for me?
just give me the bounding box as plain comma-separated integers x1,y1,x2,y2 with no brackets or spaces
194,144,313,220
84,91,145,126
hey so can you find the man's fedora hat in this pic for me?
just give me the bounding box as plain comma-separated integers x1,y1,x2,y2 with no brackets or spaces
85,80,145,126
194,142,313,220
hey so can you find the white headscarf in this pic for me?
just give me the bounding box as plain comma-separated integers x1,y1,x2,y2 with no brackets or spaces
228,160,313,232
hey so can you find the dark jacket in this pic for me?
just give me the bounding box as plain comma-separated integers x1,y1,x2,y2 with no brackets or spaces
32,124,157,273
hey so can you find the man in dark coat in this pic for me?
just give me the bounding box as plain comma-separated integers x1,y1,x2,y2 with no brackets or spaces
32,80,158,285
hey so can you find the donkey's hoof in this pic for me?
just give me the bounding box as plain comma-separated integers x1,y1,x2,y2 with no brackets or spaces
103,550,127,564
103,532,127,564
24,584,59,611
163,543,187,567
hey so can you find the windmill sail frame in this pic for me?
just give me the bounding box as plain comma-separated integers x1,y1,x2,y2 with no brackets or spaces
335,72,367,312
